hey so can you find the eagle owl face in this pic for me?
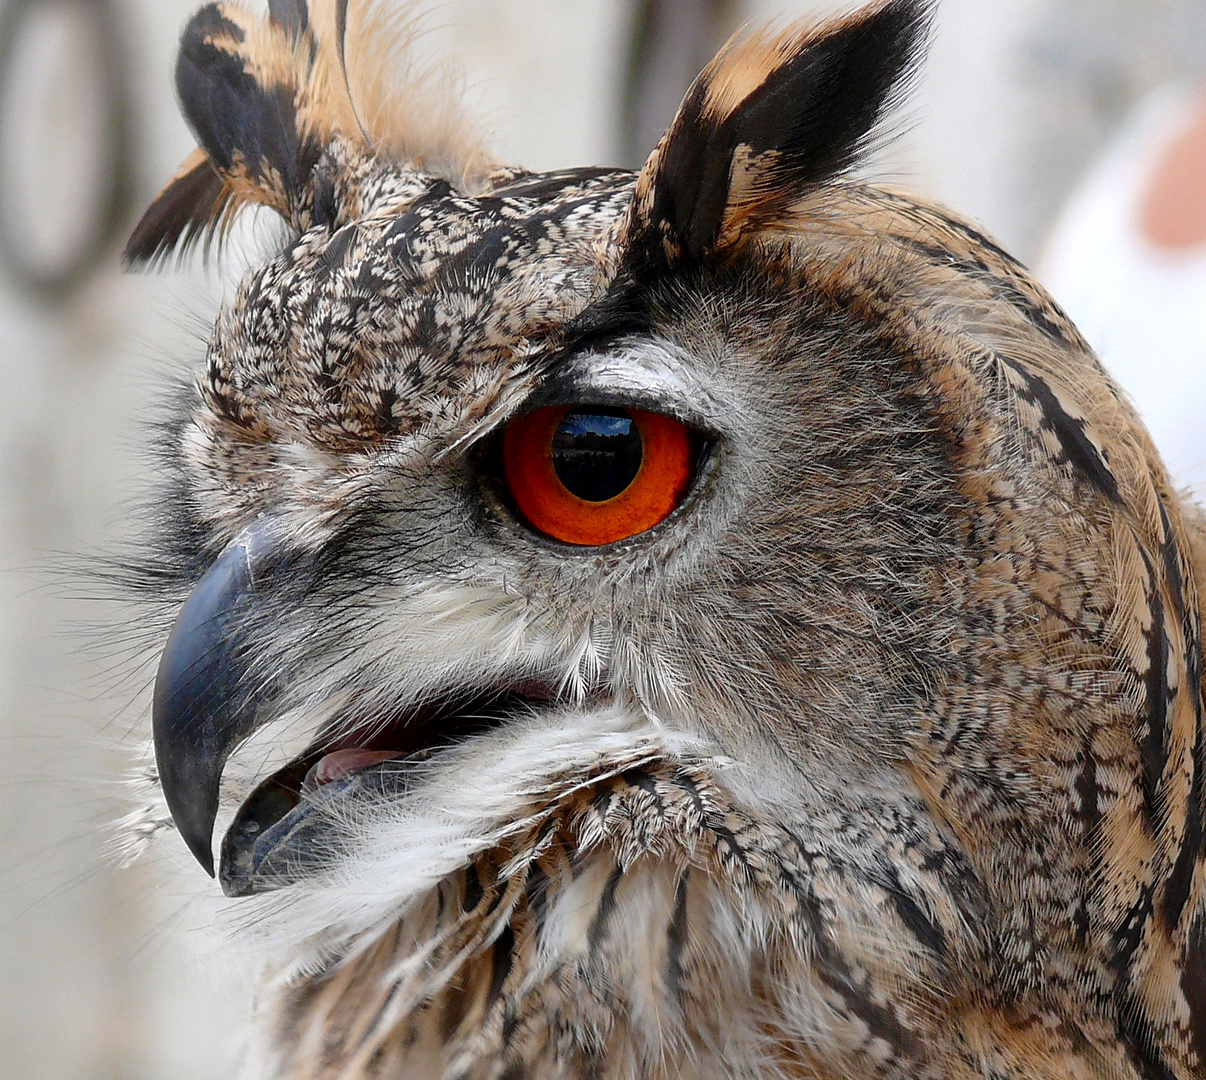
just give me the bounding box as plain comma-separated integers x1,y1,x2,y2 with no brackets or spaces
125,2,1206,1078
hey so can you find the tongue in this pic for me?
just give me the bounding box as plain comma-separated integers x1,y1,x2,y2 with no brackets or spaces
304,748,405,789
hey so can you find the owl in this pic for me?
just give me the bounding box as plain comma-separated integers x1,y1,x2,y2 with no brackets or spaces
121,0,1206,1078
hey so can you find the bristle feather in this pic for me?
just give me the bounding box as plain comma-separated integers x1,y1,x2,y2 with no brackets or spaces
337,0,494,189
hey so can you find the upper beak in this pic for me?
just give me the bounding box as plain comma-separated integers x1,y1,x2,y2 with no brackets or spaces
152,523,281,875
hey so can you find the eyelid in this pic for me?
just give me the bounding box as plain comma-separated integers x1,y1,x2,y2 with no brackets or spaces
525,346,726,440
525,384,692,423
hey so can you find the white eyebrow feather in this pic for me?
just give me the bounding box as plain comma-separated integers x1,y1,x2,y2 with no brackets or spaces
441,337,734,462
551,338,735,432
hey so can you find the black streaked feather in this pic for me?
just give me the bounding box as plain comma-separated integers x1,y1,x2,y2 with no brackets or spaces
1182,917,1206,1070
1143,575,1171,820
1164,721,1204,929
123,157,230,267
1000,357,1121,502
634,0,931,265
269,0,308,35
665,872,690,1005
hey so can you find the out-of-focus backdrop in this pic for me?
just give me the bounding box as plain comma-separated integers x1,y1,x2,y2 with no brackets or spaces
1,1,1204,1077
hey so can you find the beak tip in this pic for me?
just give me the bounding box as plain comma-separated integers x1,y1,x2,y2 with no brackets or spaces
187,833,217,878
171,790,217,875
154,698,223,878
158,756,220,877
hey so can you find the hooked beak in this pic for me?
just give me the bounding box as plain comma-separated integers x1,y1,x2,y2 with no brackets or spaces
152,523,282,876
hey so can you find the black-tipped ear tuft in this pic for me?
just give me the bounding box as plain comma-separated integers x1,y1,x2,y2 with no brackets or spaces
126,0,495,269
623,0,932,267
175,3,322,217
268,0,309,36
123,150,231,267
125,1,367,267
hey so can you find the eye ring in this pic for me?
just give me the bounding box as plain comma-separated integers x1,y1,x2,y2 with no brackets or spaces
502,405,695,546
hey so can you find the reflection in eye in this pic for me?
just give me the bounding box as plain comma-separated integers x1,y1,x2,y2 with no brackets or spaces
552,408,644,502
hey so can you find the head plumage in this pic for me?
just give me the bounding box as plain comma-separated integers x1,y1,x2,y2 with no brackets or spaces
126,0,930,270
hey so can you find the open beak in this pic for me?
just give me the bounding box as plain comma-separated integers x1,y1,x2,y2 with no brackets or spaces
152,523,282,875
152,521,559,887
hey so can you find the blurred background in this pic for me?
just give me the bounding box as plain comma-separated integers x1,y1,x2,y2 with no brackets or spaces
1,0,1205,1077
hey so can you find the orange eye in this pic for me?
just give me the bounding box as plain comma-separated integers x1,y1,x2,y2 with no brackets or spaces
502,405,695,545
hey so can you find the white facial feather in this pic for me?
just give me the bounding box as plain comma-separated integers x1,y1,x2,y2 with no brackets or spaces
224,705,717,977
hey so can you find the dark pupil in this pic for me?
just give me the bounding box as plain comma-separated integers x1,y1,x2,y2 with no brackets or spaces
552,408,643,502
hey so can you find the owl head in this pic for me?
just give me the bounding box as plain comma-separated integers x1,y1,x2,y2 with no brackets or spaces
126,2,1206,1077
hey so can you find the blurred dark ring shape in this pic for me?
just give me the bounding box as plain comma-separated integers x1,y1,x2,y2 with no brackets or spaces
0,0,136,303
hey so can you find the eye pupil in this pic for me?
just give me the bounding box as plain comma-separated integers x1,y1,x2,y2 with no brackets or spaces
552,408,643,502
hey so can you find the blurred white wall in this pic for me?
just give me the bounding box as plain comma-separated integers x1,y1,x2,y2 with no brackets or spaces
1,1,1203,1077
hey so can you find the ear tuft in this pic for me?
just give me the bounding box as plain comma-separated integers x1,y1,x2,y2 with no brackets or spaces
124,2,351,267
125,0,494,268
622,0,932,268
123,150,233,267
174,4,333,215
268,0,310,36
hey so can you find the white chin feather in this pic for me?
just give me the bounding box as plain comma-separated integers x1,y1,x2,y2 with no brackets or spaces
207,702,719,983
